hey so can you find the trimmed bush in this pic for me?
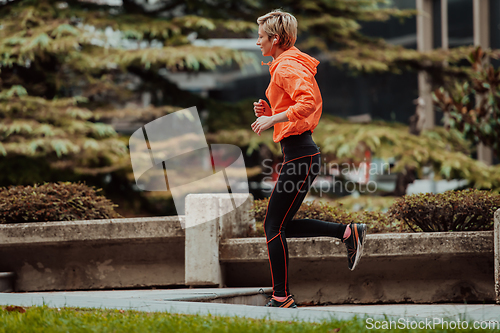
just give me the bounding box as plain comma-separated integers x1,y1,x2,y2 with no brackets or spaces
388,189,500,232
252,198,352,224
251,198,405,235
0,182,121,224
353,210,411,233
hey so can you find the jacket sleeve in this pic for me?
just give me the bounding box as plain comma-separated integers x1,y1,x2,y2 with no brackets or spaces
274,64,316,122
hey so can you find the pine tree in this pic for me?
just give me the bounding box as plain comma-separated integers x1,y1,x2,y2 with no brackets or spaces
0,0,255,185
2,0,498,217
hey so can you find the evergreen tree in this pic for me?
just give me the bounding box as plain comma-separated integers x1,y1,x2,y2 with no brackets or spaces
1,0,498,217
0,0,254,185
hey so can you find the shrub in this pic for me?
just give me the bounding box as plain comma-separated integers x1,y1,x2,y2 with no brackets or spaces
251,198,405,235
388,189,500,232
335,195,398,213
252,198,352,224
353,210,411,233
0,182,122,224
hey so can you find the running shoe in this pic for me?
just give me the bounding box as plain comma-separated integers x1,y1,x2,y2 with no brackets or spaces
343,223,367,271
265,295,297,308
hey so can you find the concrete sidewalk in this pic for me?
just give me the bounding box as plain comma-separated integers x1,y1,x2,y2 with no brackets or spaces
1,288,499,324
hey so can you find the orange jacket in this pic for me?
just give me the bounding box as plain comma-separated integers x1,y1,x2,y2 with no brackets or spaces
263,46,322,143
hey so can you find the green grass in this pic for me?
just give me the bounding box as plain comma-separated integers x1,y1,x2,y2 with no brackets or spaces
0,305,497,332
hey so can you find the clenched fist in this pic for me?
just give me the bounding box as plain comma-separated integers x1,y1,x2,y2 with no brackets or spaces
253,99,272,117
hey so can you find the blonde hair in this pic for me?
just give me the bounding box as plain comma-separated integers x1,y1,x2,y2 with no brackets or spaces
257,9,297,50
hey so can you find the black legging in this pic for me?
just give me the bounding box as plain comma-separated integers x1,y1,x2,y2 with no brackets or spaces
264,131,346,297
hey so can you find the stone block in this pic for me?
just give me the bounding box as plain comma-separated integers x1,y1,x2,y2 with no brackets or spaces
184,193,254,287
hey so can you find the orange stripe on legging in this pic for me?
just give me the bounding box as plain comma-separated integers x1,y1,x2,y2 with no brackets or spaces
282,152,320,166
267,233,280,244
354,224,359,249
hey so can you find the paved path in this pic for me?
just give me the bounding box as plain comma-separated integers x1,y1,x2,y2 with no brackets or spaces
1,288,499,324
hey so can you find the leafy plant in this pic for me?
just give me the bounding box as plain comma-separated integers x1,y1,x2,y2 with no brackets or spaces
433,47,500,159
0,182,121,224
353,210,411,233
252,198,351,224
0,86,129,174
212,116,500,192
251,198,407,234
388,189,500,232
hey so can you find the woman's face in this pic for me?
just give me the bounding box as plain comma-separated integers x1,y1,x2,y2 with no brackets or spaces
257,25,274,57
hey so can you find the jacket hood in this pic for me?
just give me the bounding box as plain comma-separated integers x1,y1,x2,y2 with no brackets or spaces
262,46,319,76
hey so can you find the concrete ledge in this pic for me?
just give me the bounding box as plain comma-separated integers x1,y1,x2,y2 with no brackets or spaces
221,231,494,304
0,216,186,291
220,232,494,262
0,216,185,246
2,202,498,305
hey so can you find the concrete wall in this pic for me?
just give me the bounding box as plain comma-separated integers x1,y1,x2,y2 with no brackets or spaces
0,217,185,291
1,197,498,305
220,233,494,304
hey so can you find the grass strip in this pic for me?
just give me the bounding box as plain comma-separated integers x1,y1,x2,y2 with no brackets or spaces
0,305,497,332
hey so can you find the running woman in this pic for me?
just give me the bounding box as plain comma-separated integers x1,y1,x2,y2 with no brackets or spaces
251,9,367,308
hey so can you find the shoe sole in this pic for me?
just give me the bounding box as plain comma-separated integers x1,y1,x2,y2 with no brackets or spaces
350,224,367,271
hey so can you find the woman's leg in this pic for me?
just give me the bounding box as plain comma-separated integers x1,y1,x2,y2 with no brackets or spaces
264,153,346,297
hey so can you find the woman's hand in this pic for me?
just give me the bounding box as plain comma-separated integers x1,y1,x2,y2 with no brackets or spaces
251,115,275,136
253,99,272,117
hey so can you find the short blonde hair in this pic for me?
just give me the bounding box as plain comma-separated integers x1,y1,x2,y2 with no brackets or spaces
257,9,297,50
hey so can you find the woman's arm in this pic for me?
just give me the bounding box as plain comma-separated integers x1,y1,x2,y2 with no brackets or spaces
251,112,289,136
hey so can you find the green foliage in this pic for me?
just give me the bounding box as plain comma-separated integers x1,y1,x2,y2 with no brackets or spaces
0,86,128,172
251,198,407,234
434,47,500,159
355,209,410,233
0,1,255,73
253,198,352,224
0,181,121,224
0,304,495,333
205,98,264,132
334,195,397,212
0,305,435,333
266,0,477,75
0,0,492,219
0,0,257,178
328,43,475,75
388,189,500,232
254,188,500,234
210,117,500,192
